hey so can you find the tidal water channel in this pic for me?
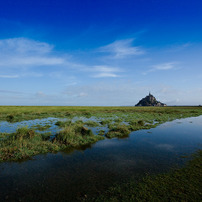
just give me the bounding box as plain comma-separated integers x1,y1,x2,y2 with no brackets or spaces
0,116,202,201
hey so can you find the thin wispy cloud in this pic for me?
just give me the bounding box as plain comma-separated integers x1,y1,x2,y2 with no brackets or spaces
0,37,124,79
0,89,23,94
93,66,120,72
0,74,19,78
78,92,88,97
91,65,122,78
69,63,123,78
152,62,177,70
92,72,119,78
98,38,145,59
0,37,66,68
166,43,192,52
0,37,53,54
21,72,43,78
143,62,178,75
2,56,65,67
35,91,47,98
0,73,43,79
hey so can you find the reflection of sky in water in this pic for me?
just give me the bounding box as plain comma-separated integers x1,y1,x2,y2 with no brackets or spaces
0,116,108,135
0,115,202,201
0,115,127,136
0,117,60,134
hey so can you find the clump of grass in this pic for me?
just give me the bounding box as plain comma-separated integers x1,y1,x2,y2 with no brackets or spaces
56,123,104,147
55,120,72,127
114,118,123,123
84,120,100,127
127,119,155,131
98,130,105,136
41,132,52,141
0,127,59,162
106,124,130,138
129,120,138,126
90,150,202,202
10,127,36,140
137,120,145,126
0,133,9,139
74,120,84,125
31,124,51,131
100,119,113,126
65,111,72,116
6,114,15,122
82,112,92,118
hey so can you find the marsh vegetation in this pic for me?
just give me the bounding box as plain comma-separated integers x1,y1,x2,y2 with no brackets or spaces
0,106,202,162
0,106,201,122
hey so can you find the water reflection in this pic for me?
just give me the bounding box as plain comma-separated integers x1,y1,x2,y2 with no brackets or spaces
0,117,60,134
0,116,110,136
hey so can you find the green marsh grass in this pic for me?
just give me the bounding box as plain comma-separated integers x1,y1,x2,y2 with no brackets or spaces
0,127,59,162
0,106,201,122
31,124,51,131
84,120,100,127
56,123,104,147
0,106,202,161
100,119,113,126
55,120,72,127
98,130,105,136
106,124,131,138
0,122,104,162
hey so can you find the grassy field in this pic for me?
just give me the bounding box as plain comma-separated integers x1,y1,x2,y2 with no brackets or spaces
0,106,202,162
0,106,202,122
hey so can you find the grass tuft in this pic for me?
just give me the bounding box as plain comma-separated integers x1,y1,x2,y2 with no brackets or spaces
84,120,100,127
55,120,72,127
56,123,103,147
106,124,131,138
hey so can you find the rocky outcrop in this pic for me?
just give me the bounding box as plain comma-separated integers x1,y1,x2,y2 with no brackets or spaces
135,93,167,107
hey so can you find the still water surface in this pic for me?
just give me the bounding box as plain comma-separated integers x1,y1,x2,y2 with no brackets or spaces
0,116,201,201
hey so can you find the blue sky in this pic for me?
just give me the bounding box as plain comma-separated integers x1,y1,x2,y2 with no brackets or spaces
0,0,202,106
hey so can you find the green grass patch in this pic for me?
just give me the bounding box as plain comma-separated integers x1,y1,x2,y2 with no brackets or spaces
0,127,59,162
31,124,51,131
55,123,104,147
84,120,100,127
100,119,113,126
0,106,201,122
106,124,131,138
0,120,104,162
55,120,72,127
98,130,105,136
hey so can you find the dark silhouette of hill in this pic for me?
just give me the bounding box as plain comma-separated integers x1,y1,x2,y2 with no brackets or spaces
135,93,167,106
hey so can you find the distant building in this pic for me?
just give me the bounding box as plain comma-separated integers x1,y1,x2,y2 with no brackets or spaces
135,93,167,107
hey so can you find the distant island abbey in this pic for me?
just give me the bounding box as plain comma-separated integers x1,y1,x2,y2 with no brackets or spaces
135,93,167,107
